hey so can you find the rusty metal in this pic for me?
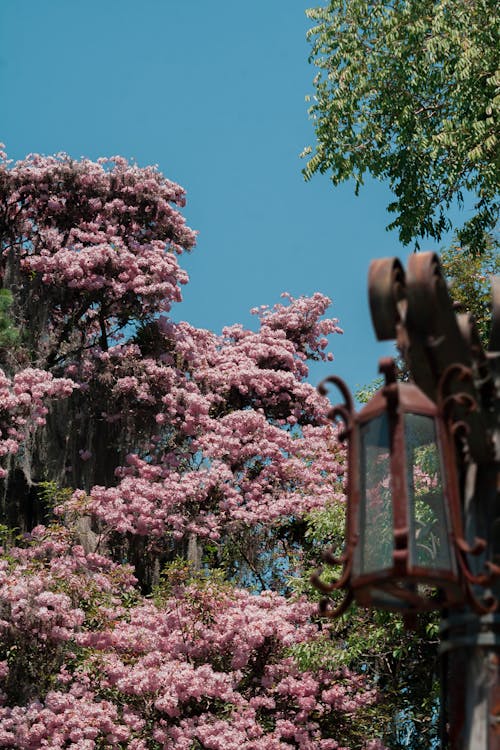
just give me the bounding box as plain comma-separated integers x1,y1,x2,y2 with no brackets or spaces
489,653,500,746
436,362,500,612
318,251,500,749
368,252,494,462
368,257,406,341
312,373,359,618
313,356,477,615
491,278,500,353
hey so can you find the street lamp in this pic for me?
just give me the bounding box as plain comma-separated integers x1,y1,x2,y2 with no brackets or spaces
313,354,498,618
313,252,500,749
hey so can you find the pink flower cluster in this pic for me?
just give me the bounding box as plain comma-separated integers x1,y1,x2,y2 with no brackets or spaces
1,151,197,374
57,299,345,540
0,369,75,476
0,690,131,749
0,149,387,749
252,293,343,364
0,528,380,748
60,333,343,539
0,526,135,645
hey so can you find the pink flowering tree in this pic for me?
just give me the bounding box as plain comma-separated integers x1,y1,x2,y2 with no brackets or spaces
0,148,387,748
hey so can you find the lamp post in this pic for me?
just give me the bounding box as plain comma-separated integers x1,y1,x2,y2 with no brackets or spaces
314,252,500,749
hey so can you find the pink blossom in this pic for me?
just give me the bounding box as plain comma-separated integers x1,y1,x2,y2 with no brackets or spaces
0,148,386,750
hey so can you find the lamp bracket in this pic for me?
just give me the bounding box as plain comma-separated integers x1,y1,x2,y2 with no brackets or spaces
368,252,498,463
319,375,355,441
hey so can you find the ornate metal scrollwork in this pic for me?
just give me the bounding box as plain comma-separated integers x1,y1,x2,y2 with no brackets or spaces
490,277,500,353
438,363,500,613
316,252,499,622
313,375,357,618
368,257,407,341
318,375,355,441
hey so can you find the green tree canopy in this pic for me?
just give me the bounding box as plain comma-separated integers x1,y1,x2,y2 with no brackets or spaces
303,0,499,251
441,240,500,345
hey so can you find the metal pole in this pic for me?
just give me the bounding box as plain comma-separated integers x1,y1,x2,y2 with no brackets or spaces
366,253,500,747
440,458,500,747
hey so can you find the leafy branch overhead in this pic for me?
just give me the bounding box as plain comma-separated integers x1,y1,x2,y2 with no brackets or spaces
303,0,499,251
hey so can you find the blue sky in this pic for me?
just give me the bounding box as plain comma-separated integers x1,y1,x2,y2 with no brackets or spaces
0,0,450,396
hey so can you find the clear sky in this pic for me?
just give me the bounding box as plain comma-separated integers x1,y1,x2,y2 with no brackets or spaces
0,0,448,396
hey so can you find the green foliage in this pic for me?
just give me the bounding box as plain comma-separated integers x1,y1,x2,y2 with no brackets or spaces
355,376,383,405
0,523,22,550
37,481,74,511
299,499,441,749
0,289,19,348
154,558,233,602
305,501,345,554
441,240,500,346
4,638,67,705
304,0,499,251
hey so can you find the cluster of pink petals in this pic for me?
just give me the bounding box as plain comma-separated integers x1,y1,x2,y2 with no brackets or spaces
0,690,131,749
56,294,345,540
0,149,387,749
66,418,343,541
0,526,135,644
25,236,188,311
0,528,383,748
252,293,343,363
1,151,197,370
0,369,76,476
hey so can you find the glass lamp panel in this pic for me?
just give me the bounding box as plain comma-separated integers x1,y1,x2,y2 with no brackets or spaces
368,586,409,610
404,414,453,572
355,413,393,576
367,581,444,611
